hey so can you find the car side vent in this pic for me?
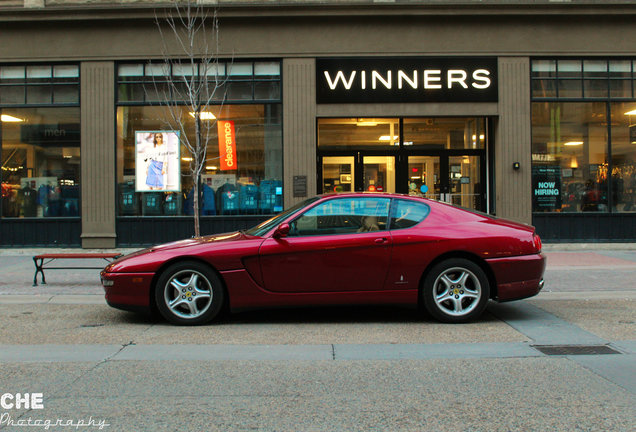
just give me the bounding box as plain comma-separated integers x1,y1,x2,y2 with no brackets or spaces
532,344,621,356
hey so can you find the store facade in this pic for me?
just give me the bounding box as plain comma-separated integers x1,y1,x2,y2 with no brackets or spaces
1,1,635,247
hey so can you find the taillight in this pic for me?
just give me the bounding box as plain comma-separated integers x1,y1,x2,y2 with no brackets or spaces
533,233,542,253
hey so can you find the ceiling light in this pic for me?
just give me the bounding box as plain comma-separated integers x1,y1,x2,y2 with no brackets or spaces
182,157,193,162
189,112,216,120
564,141,584,146
1,114,24,122
356,118,378,127
379,135,399,141
570,156,578,169
206,166,218,170
624,109,636,115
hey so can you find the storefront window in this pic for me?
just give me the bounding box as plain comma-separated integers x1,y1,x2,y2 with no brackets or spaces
532,102,609,213
1,107,81,218
532,58,636,214
403,118,486,150
318,117,485,150
318,118,399,150
611,102,636,212
116,104,282,216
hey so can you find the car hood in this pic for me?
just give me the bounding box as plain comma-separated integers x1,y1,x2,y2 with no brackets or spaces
104,231,259,273
114,231,254,261
151,231,255,251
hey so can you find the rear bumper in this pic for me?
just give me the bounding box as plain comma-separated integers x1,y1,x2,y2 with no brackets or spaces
486,253,546,302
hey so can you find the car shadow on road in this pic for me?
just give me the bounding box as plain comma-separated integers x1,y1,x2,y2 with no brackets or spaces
109,304,502,326
219,305,501,326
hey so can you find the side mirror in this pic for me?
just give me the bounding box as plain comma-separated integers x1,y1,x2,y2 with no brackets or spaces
273,223,290,238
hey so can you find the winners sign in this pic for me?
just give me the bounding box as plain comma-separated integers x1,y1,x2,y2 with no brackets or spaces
317,57,498,104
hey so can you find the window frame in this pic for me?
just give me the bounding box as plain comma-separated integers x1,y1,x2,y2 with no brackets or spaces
286,196,392,237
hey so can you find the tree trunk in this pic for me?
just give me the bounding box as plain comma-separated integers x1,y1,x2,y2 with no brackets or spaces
193,114,202,237
193,180,200,237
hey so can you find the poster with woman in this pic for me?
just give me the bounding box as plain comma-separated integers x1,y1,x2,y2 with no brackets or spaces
135,131,180,192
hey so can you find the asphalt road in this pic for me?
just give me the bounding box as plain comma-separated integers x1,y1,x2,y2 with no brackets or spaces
0,247,634,431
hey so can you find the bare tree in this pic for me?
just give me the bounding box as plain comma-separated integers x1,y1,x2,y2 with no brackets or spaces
149,0,227,237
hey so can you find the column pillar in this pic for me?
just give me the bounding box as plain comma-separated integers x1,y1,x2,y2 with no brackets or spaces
283,58,316,207
80,61,116,248
495,57,532,225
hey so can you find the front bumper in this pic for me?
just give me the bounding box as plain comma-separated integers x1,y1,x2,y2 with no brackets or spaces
100,271,155,310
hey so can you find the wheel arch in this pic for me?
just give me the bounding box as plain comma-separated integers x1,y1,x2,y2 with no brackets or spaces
417,251,498,304
148,256,230,315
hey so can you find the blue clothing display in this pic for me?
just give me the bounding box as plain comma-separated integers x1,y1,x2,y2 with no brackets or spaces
163,193,182,215
119,183,138,216
239,184,259,214
202,184,216,215
146,160,164,189
142,192,163,215
259,180,283,214
216,183,239,215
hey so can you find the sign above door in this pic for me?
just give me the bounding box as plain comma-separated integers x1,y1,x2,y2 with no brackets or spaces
316,57,498,104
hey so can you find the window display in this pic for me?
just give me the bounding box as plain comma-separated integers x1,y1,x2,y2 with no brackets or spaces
531,58,636,214
116,104,282,216
532,102,609,213
532,101,636,213
1,107,80,218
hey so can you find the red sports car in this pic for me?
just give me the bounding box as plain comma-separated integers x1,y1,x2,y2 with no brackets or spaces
101,193,545,325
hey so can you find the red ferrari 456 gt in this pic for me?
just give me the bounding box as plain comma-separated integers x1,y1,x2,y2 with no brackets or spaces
101,193,545,325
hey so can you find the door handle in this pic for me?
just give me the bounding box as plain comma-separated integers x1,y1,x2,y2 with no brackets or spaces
374,237,389,245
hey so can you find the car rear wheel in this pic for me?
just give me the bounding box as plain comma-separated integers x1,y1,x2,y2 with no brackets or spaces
422,258,490,323
155,261,224,325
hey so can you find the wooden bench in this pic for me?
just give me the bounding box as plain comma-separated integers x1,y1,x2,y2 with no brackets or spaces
33,253,122,286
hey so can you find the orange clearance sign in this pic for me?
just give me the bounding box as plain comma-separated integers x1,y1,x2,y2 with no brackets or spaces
218,120,237,170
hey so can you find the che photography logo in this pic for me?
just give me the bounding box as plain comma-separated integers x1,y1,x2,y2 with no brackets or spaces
1,393,110,430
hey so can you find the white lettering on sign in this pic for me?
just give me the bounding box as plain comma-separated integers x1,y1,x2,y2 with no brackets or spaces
472,69,491,89
372,70,392,89
423,70,442,89
44,129,67,137
447,70,468,89
398,70,418,89
324,70,357,90
322,68,492,91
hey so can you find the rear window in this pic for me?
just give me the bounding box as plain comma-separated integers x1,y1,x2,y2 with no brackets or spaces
390,199,430,229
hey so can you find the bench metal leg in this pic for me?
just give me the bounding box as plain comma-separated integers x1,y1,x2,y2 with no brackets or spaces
33,257,46,286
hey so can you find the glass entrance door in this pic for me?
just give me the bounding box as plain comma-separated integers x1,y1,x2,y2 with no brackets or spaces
322,156,354,193
407,156,441,200
448,155,482,211
363,156,396,193
408,154,484,211
318,117,489,212
322,155,396,193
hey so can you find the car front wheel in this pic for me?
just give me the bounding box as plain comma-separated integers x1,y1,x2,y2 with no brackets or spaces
155,261,224,325
422,258,490,323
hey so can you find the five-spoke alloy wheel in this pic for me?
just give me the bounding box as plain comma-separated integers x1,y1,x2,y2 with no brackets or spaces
422,258,490,323
155,261,224,325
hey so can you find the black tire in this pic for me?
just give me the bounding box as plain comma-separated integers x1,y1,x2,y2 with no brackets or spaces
422,258,490,323
154,260,225,325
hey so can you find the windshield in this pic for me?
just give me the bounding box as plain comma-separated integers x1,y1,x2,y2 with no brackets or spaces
244,197,320,237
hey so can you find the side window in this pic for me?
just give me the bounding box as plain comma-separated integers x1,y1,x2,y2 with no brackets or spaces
390,200,430,229
289,197,391,236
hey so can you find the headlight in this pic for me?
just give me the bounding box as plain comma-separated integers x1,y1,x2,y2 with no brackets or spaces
101,278,114,287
